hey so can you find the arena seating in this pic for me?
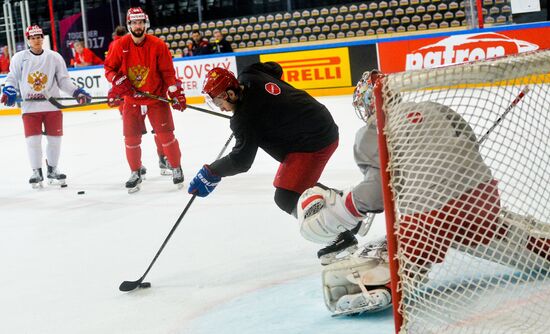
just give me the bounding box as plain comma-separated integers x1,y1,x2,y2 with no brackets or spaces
147,1,512,56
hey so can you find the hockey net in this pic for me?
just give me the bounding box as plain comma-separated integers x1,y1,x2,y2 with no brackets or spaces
374,49,550,334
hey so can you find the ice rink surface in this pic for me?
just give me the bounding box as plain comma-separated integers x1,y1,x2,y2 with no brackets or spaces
0,95,393,334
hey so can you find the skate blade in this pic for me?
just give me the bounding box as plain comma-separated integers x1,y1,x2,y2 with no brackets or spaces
48,179,67,186
31,182,44,189
319,244,359,266
160,169,172,176
128,185,141,194
175,182,184,190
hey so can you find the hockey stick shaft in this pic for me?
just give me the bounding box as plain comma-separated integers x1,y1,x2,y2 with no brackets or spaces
136,91,231,120
478,86,530,144
16,96,108,102
47,97,109,109
119,133,234,292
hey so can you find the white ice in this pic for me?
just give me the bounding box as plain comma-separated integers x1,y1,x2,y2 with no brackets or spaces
0,95,394,334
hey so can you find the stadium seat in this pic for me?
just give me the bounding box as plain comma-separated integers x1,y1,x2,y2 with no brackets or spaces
229,27,236,34
356,30,366,36
349,4,358,12
192,23,199,30
427,4,436,12
379,1,389,9
276,30,284,37
267,14,274,22
331,23,340,31
221,27,228,34
397,25,407,32
254,24,262,31
160,35,166,41
299,35,307,42
422,14,431,22
369,3,378,10
200,22,207,29
275,13,283,21
241,17,249,25
433,12,443,21
267,30,275,38
376,27,385,34
284,12,292,20
341,22,350,31
417,5,426,13
174,33,181,40
429,22,439,29
360,21,369,29
208,22,216,29
311,9,320,17
400,0,409,6
290,36,298,43
375,10,384,18
401,16,411,24
178,40,186,47
330,7,338,15
327,32,336,39
390,0,399,8
406,7,415,15
418,23,428,30
255,40,263,47
154,28,162,35
444,11,454,19
392,17,401,25
247,41,254,47
294,27,303,35
395,8,405,16
316,17,325,25
355,12,364,20
365,11,374,19
231,42,238,50
162,27,169,34
238,41,246,48
320,8,329,16
381,18,390,26
302,10,311,18
450,19,461,27
308,34,317,41
285,28,293,36
298,19,306,26
367,28,376,35
242,33,250,41
280,21,288,29
307,18,316,26
263,23,270,30
386,26,395,33
385,9,393,17
237,26,244,33
264,39,272,46
272,22,280,29
184,24,192,32
169,26,176,33
258,15,266,23
371,19,380,27
232,18,240,26
407,24,417,31
245,25,253,32
303,26,312,35
318,33,327,40
249,17,257,24
289,20,297,27
292,11,301,19
234,34,242,41
251,32,258,40
439,21,449,28
312,25,321,33
359,3,368,11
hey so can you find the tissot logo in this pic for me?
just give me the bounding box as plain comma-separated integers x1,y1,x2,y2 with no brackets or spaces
278,57,342,82
406,32,539,70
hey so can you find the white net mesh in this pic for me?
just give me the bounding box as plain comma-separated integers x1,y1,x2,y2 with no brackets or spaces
377,49,550,334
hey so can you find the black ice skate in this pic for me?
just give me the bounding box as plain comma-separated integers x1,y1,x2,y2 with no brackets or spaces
126,170,142,194
29,168,44,189
318,230,359,266
159,155,172,176
139,165,147,180
46,165,67,186
172,166,184,189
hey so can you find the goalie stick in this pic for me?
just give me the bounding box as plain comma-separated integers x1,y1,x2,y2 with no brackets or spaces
119,133,235,292
478,86,530,144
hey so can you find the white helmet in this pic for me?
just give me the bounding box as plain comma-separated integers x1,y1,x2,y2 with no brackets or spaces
352,70,381,124
126,7,150,33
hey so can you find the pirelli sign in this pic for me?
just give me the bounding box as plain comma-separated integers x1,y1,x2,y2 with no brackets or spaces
260,48,352,90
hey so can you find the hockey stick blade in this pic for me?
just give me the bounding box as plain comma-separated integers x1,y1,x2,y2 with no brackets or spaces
119,279,143,292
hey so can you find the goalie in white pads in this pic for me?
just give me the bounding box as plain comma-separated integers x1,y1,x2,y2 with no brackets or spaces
299,69,550,316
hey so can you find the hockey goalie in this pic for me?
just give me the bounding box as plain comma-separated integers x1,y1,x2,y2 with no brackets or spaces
298,69,550,317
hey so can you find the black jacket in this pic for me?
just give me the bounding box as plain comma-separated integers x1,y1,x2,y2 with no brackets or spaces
210,62,339,177
211,38,233,53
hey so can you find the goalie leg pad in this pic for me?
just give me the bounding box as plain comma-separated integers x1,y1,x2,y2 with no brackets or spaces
322,243,391,315
298,186,366,244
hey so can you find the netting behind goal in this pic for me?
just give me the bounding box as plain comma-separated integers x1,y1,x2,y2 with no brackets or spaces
374,49,550,334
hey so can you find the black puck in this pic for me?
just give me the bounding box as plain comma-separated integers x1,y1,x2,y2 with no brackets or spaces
77,191,85,195
140,282,151,288
61,184,68,188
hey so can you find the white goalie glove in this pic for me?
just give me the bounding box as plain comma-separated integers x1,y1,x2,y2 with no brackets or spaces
322,237,392,316
298,185,366,244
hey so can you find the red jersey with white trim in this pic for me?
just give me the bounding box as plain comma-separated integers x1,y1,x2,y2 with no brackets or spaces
104,34,176,105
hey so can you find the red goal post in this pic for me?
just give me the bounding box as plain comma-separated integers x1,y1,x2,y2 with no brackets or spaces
373,49,550,334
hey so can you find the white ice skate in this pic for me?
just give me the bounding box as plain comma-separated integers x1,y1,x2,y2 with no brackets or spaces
47,165,67,187
29,168,44,189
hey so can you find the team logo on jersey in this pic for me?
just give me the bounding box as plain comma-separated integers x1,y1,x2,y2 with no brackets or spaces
27,71,48,92
265,82,281,95
128,65,149,88
406,111,423,124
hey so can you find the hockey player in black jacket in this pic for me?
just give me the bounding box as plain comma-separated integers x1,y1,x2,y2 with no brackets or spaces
188,62,339,216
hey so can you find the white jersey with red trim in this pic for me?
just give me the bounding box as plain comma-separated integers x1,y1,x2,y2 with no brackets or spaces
4,48,78,114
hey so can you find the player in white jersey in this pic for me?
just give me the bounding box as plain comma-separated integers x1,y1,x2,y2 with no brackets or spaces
1,25,91,188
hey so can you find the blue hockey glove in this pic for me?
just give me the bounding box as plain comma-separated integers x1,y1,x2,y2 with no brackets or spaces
73,87,92,105
188,165,221,197
1,86,17,106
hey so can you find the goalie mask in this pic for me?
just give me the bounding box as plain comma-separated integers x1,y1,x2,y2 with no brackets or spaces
352,70,381,124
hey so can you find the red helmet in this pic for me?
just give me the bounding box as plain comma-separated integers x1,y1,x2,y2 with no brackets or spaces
126,7,150,30
25,25,43,39
202,68,240,98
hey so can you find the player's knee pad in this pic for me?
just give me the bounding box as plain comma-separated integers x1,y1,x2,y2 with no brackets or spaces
274,188,301,215
298,186,365,244
124,135,141,148
322,242,391,315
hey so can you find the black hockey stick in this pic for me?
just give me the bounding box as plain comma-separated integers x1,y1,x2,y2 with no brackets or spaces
135,90,232,120
16,96,108,102
47,97,109,109
119,133,235,292
478,86,530,144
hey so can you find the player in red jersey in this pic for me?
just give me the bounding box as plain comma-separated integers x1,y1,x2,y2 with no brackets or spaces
104,7,187,193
